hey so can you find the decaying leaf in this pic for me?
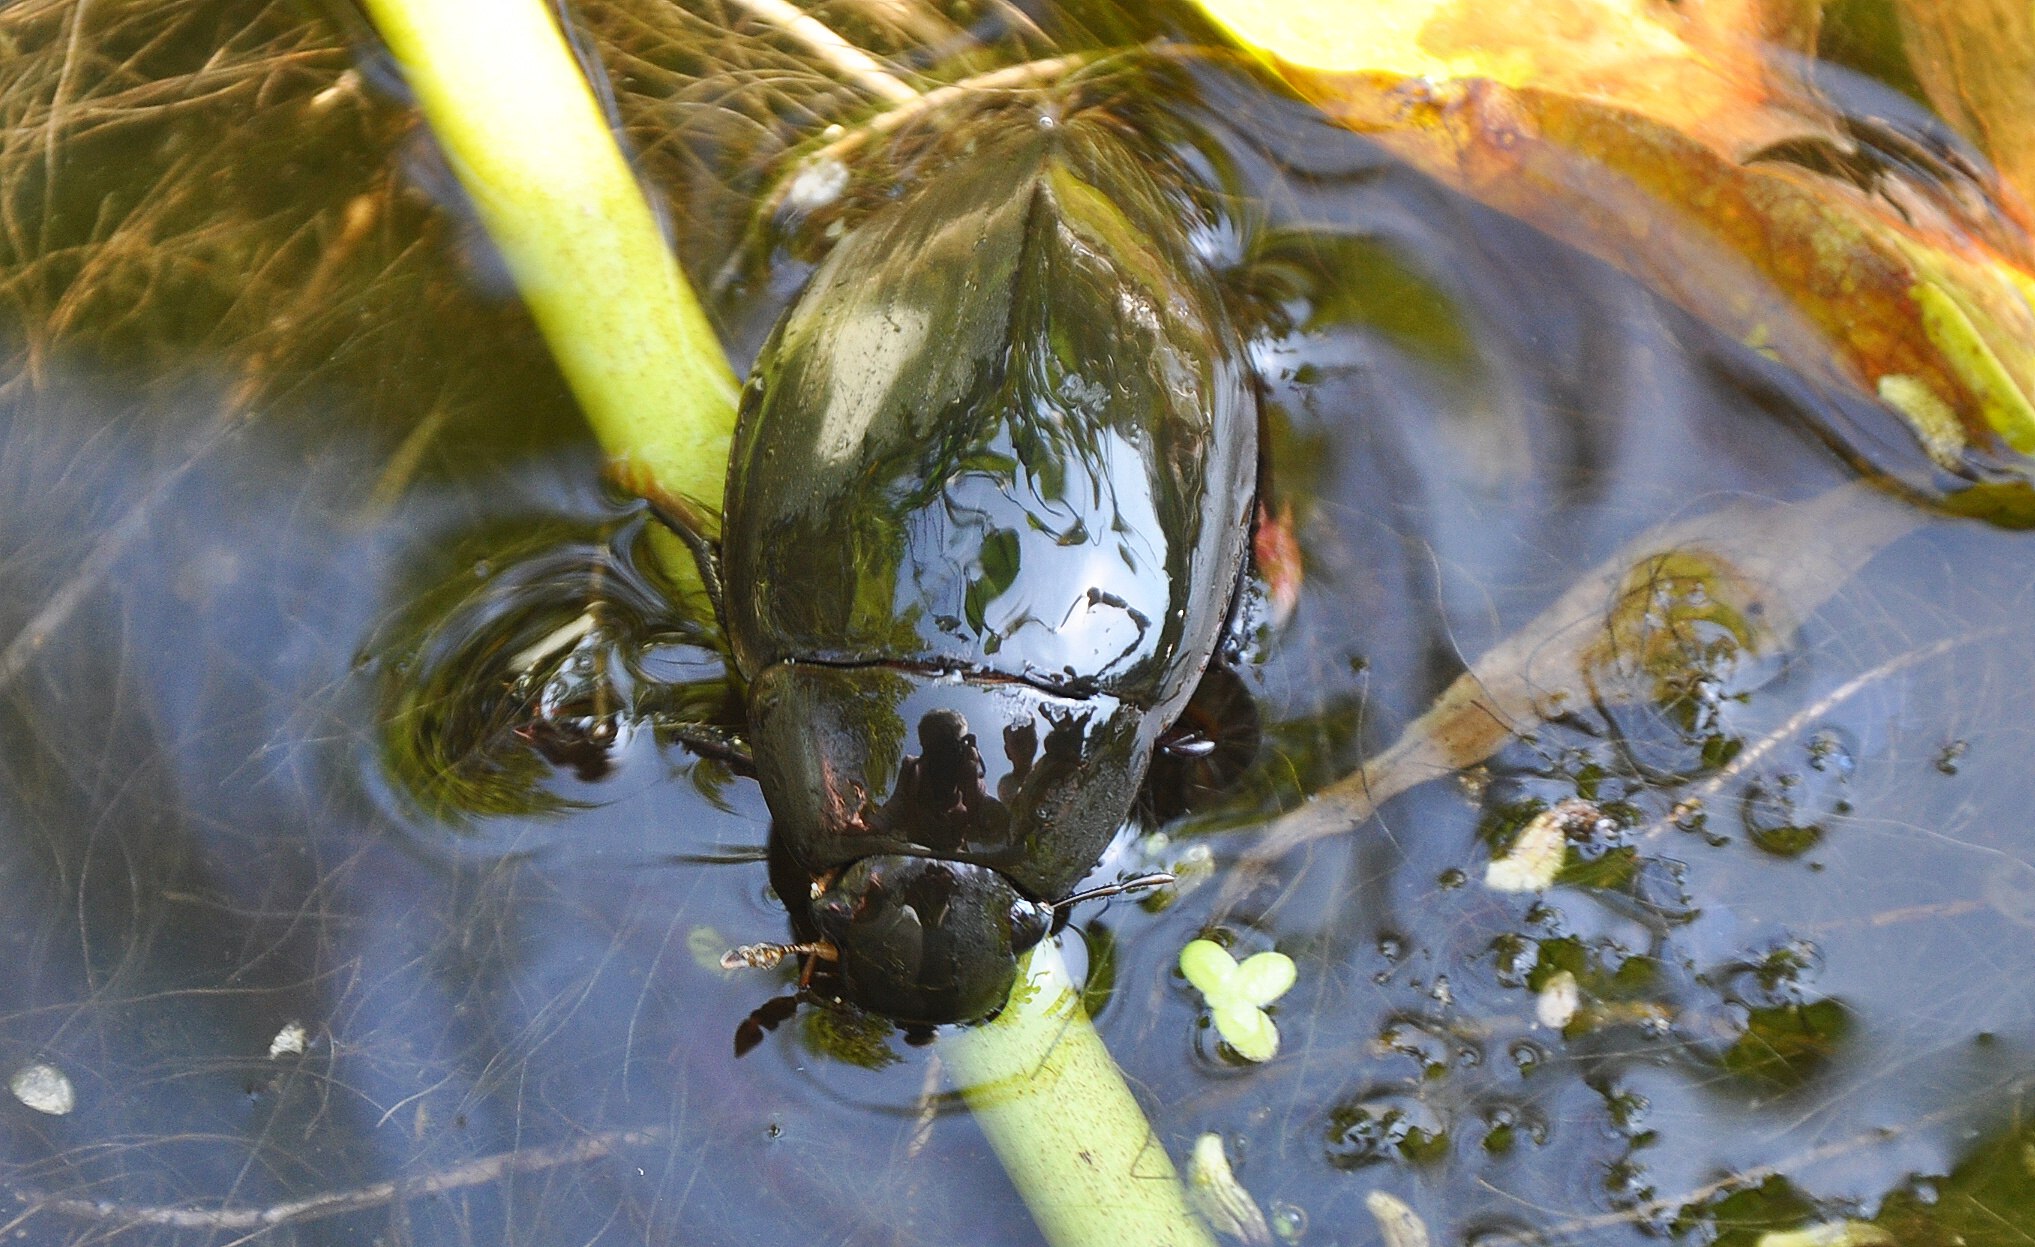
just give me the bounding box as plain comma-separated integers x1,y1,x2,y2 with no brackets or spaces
1364,1190,1433,1247
1756,1223,1894,1247
1187,1133,1273,1246
1193,0,2035,481
1191,0,1827,154
1895,0,2035,212
1225,481,1920,894
1486,799,1607,892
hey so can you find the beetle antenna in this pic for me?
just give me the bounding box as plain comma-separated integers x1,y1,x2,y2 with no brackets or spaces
1052,872,1176,911
720,940,840,971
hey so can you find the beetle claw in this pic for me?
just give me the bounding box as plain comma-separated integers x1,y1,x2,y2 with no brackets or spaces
720,940,839,971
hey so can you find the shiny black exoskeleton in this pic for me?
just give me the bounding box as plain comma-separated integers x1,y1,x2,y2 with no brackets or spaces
703,105,1256,1026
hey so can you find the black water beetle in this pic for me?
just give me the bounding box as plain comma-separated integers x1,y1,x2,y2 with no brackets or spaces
676,103,1258,1027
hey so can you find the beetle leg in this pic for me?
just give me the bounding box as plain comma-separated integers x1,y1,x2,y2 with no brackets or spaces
641,496,729,627
720,939,839,971
646,716,755,774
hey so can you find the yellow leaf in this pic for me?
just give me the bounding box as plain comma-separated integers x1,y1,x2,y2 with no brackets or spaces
1896,0,2035,212
1193,0,2035,480
1195,0,1825,155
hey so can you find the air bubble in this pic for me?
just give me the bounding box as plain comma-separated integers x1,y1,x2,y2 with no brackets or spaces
1269,1201,1308,1240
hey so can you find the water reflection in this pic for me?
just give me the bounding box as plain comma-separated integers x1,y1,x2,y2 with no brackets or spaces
749,664,1142,897
376,511,734,824
884,709,998,841
721,110,1254,719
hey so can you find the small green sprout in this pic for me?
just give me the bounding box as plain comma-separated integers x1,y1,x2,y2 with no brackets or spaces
1179,939,1297,1062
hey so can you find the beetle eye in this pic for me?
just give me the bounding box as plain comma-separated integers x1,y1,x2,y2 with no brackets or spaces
1010,898,1051,952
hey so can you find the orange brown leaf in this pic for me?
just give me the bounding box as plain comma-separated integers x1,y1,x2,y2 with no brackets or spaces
1197,0,2035,478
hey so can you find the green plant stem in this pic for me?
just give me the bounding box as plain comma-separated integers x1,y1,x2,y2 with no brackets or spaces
947,941,1218,1247
358,4,1210,1242
358,0,739,558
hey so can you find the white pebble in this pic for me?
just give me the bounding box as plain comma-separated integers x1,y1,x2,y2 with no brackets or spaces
784,159,850,212
1536,970,1581,1029
10,1061,75,1116
268,1021,309,1059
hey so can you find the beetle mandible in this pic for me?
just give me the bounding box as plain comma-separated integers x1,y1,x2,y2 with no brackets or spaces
682,100,1257,1026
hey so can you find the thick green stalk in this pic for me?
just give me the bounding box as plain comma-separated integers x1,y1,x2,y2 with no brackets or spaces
947,942,1217,1247
356,4,1210,1243
358,0,739,551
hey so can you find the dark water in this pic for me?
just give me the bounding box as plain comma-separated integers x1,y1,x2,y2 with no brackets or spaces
1,2,2032,1245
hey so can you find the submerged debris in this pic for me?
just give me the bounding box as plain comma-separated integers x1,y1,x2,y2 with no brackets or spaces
1363,1191,1431,1247
267,1021,309,1060
1535,970,1582,1029
1186,1133,1272,1247
1487,799,1610,892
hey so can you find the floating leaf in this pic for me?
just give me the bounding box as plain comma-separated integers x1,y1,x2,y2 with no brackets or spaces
1722,997,1852,1090
1193,0,2035,482
1180,940,1297,1062
1895,0,2035,209
1231,950,1299,1004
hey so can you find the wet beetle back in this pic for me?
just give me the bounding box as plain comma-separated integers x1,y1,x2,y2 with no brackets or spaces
723,111,1256,1024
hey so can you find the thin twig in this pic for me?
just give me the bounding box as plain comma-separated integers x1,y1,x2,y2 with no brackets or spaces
1635,625,2004,842
767,51,1088,197
24,1128,667,1231
0,407,241,691
40,0,92,215
722,0,917,105
715,51,1093,296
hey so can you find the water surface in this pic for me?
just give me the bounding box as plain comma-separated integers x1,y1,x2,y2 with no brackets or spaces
0,3,2031,1245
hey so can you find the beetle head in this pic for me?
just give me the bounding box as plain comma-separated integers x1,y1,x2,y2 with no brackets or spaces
743,663,1158,1023
810,855,1051,1024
